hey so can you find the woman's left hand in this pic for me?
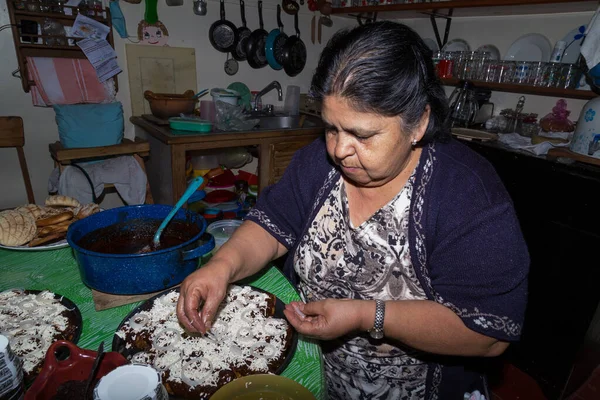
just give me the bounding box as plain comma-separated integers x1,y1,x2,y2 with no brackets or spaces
283,299,370,340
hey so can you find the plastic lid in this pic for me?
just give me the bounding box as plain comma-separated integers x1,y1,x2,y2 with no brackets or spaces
206,219,243,246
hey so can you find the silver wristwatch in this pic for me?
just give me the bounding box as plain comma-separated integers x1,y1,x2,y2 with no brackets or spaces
368,300,385,339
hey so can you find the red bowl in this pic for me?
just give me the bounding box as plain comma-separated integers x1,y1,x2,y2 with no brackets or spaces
25,340,128,400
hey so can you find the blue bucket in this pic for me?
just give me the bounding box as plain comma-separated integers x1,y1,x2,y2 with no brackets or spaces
67,205,215,295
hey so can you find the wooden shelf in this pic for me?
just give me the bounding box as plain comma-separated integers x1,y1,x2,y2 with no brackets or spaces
7,0,116,93
332,0,598,19
440,78,599,100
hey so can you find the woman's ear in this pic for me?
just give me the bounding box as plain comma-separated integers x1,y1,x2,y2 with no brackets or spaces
414,105,431,142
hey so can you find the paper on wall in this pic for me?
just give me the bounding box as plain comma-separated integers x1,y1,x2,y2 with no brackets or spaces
71,13,109,40
77,37,121,82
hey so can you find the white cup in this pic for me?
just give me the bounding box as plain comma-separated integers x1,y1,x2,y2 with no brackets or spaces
94,364,168,400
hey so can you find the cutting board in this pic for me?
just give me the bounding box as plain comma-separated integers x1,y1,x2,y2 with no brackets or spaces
91,285,180,311
126,44,197,117
547,147,600,167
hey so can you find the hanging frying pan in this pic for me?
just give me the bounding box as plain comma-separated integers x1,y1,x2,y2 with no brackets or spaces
233,0,252,61
281,12,306,77
245,0,268,69
265,4,288,70
209,0,239,53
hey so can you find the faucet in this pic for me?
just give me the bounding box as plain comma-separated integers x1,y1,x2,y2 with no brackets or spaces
254,81,283,112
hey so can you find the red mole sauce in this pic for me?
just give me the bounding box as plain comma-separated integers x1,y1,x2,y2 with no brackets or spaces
77,219,201,254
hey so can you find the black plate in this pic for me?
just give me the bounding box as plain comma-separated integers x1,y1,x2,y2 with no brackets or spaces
112,285,298,387
4,289,83,344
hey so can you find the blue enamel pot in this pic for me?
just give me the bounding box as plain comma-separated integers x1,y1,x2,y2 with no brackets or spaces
67,205,215,295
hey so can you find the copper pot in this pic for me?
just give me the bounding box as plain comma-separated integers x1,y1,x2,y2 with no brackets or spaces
144,90,198,119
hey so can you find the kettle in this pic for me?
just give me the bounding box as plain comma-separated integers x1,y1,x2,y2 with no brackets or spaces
569,96,600,159
449,80,479,128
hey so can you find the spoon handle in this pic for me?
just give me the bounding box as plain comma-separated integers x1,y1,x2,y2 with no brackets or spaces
153,176,205,245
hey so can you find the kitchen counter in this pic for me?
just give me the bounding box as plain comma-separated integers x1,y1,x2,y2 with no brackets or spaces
0,246,325,399
131,116,324,204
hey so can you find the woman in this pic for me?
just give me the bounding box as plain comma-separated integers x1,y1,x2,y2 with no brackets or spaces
177,21,529,399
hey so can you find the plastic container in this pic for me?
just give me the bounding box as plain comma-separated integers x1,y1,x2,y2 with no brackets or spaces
284,85,301,116
206,219,243,249
169,117,212,133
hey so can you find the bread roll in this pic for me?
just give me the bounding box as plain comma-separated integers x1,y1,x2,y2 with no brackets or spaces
45,195,80,208
0,210,37,246
15,204,43,220
76,203,101,219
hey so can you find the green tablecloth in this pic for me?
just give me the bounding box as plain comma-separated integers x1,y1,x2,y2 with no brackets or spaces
0,247,324,399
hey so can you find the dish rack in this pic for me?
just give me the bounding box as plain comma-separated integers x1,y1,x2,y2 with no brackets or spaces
6,0,117,93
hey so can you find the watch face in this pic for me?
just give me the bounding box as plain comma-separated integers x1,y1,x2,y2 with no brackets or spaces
370,330,384,340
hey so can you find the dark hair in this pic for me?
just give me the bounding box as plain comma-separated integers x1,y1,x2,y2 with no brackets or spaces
311,21,450,143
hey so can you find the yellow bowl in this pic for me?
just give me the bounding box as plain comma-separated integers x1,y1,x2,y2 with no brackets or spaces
210,374,316,400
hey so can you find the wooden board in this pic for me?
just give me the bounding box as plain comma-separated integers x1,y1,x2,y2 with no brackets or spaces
451,128,498,142
91,284,181,311
125,44,197,117
547,147,600,167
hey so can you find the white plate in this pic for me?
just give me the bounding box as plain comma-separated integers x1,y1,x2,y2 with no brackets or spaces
423,38,439,52
504,33,552,62
0,239,69,251
441,38,471,52
476,44,501,60
561,25,586,64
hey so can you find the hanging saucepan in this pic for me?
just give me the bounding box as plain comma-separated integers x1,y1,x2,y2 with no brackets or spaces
245,0,268,69
265,4,288,70
233,0,252,61
209,0,239,53
281,12,306,77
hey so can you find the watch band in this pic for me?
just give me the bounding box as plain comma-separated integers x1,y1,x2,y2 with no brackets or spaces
369,299,385,339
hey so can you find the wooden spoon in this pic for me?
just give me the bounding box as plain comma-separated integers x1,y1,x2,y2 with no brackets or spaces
311,15,316,44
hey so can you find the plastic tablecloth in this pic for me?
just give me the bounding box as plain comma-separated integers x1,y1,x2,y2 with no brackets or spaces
0,247,324,399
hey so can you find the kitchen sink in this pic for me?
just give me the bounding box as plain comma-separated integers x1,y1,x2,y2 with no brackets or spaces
255,115,321,130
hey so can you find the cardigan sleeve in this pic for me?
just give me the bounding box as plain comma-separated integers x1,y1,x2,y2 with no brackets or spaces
244,136,332,249
422,143,530,342
427,200,529,342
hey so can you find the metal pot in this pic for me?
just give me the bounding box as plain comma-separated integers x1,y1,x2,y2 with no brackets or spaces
67,205,215,295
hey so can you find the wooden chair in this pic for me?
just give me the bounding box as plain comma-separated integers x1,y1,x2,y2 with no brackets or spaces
49,137,154,204
0,116,35,204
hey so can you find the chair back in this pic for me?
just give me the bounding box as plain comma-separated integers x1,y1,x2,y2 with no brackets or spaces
0,116,25,148
0,116,35,204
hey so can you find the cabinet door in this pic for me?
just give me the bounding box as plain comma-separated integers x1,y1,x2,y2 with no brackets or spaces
268,140,315,185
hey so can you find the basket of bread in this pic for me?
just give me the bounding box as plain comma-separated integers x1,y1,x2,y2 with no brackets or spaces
0,195,101,249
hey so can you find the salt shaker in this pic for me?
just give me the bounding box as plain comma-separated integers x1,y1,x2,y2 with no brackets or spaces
0,335,24,400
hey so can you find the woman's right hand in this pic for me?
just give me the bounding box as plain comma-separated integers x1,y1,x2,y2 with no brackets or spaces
176,262,230,334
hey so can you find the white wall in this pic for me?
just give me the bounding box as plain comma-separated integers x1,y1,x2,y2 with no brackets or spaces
399,12,595,118
0,0,353,209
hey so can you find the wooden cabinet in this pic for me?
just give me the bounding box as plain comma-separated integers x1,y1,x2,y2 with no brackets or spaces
6,0,116,93
131,116,323,205
463,139,600,399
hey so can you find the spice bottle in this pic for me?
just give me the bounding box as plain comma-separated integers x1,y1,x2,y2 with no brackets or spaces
0,335,24,400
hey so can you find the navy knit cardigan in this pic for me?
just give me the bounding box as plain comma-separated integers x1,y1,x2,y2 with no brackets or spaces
246,136,529,399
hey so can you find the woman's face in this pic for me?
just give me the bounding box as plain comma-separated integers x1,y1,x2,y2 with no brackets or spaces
322,95,427,188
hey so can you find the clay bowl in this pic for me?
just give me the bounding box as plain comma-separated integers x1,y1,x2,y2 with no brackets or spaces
25,340,128,400
144,89,198,119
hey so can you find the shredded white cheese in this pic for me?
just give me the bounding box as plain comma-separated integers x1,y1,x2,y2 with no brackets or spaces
0,290,71,375
118,285,290,394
